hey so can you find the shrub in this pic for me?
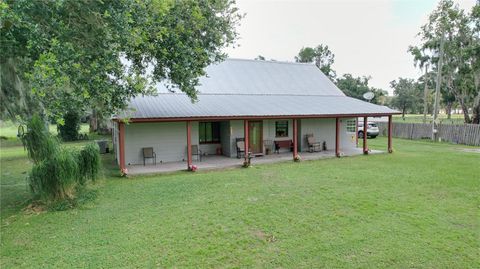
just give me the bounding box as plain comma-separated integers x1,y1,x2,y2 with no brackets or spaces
29,148,79,200
77,142,101,184
22,114,101,203
23,115,59,163
58,110,81,141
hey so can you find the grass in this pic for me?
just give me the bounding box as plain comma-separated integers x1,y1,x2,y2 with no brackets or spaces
1,137,479,268
0,120,90,141
393,113,467,125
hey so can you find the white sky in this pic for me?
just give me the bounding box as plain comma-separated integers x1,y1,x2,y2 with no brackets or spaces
225,0,476,95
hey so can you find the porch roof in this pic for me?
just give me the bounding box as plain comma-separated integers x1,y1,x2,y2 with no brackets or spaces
119,94,399,121
116,59,399,121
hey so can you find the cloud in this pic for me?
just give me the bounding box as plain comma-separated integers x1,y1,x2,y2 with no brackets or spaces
225,0,476,95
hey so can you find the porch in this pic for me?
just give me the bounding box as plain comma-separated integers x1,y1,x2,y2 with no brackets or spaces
127,148,384,175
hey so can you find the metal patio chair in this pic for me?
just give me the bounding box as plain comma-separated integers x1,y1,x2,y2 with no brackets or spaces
142,147,157,165
191,145,202,161
306,134,322,152
236,138,245,158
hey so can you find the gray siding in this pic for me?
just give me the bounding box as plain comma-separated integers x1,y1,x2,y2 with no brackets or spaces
199,143,220,155
229,120,244,158
263,119,293,154
122,119,357,164
124,122,199,165
299,118,336,151
299,118,356,152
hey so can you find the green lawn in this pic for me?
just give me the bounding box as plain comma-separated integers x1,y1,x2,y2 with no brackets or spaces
1,137,479,268
0,120,90,139
393,114,467,125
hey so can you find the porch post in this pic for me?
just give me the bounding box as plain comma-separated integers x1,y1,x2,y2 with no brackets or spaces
292,118,298,160
335,117,340,157
186,121,192,169
363,116,368,154
388,115,393,153
244,120,249,164
118,122,126,171
355,117,359,147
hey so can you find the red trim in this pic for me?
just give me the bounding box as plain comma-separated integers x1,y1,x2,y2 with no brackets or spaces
244,120,249,163
388,115,393,153
118,122,126,171
293,118,298,159
335,118,340,157
186,121,192,169
363,116,368,154
115,113,401,123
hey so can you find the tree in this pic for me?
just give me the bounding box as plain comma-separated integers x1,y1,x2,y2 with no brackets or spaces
0,0,242,123
295,44,336,79
408,46,432,122
413,0,479,123
470,3,480,123
390,78,423,118
57,110,81,141
335,74,387,105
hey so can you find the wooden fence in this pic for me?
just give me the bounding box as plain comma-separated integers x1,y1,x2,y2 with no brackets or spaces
377,122,480,146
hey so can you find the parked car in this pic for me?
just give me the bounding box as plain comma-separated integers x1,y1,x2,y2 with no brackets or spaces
358,121,379,138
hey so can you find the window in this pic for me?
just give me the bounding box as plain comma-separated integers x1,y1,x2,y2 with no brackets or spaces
346,119,356,132
275,121,289,137
199,122,220,143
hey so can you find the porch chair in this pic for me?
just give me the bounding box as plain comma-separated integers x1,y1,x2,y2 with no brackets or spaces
306,134,322,153
191,144,202,161
236,138,245,158
142,147,157,166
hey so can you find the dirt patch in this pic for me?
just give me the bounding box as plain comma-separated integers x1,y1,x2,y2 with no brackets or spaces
23,202,46,214
251,229,277,243
456,148,480,153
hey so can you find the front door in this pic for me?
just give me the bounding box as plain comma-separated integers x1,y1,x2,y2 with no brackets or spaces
248,121,263,154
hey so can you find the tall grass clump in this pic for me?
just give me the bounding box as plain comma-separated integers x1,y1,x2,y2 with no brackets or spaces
21,114,101,203
77,143,101,185
29,148,79,200
23,115,59,163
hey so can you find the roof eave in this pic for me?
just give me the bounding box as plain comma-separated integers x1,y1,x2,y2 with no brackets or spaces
112,112,401,123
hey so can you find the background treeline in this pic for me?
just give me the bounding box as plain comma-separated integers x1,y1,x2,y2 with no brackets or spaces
257,1,479,124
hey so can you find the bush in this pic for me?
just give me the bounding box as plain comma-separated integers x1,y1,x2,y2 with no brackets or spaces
22,114,101,203
58,110,81,141
29,148,79,200
23,115,59,163
77,143,101,185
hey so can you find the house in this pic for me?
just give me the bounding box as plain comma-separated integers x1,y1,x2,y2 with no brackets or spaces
112,58,399,173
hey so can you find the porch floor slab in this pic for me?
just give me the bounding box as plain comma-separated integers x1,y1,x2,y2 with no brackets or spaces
126,148,383,175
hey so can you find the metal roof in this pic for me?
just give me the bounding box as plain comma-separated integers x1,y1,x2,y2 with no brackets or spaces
121,59,399,120
121,94,398,119
157,58,344,96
